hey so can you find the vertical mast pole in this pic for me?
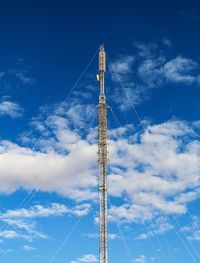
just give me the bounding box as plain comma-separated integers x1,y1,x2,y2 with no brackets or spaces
98,44,108,263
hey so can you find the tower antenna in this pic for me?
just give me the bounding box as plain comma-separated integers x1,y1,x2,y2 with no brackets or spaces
97,44,108,263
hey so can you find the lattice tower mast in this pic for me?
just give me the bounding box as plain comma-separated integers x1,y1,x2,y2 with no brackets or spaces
97,44,108,263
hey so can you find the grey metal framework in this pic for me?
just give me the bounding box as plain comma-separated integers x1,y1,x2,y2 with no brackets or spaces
97,44,108,263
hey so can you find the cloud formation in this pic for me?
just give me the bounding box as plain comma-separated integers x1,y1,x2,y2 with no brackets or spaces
110,40,200,109
164,56,198,83
0,203,91,219
180,215,200,241
0,99,23,118
108,120,200,222
70,254,98,263
134,255,146,263
0,100,200,226
0,203,90,242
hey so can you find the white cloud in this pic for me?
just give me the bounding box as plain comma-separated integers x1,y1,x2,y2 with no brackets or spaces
111,41,200,110
0,100,23,118
83,232,119,240
0,203,90,242
107,120,200,222
0,139,97,200
0,224,46,241
164,56,198,83
180,216,200,241
0,230,19,239
136,216,173,240
134,255,146,263
111,85,143,110
138,55,199,86
109,54,144,108
135,42,158,58
71,254,98,263
0,101,98,200
135,41,199,86
23,245,36,251
138,57,165,86
111,56,134,77
0,203,91,219
0,99,200,225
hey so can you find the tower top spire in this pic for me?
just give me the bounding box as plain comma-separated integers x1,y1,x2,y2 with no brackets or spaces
99,44,106,73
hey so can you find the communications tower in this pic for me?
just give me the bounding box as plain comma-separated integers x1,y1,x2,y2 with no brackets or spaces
97,44,108,263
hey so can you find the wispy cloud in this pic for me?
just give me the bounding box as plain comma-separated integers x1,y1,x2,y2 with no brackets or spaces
134,255,146,263
23,245,37,251
134,42,158,58
164,56,198,83
110,40,200,110
0,72,5,78
137,43,200,87
0,99,23,118
0,248,13,255
137,56,165,86
180,215,200,241
0,222,47,241
0,203,91,219
83,232,119,240
136,216,173,240
70,254,98,263
0,203,90,242
0,230,20,239
9,68,35,85
179,9,200,20
110,55,134,79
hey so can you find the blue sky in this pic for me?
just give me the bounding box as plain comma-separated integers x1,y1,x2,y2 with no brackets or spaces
0,0,200,262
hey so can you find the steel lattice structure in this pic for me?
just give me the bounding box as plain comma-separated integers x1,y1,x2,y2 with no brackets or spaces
97,44,108,263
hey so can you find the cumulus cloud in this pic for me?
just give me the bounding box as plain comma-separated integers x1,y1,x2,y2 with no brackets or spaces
0,139,97,200
107,120,200,222
0,100,23,118
0,101,98,200
109,121,200,221
0,99,200,226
